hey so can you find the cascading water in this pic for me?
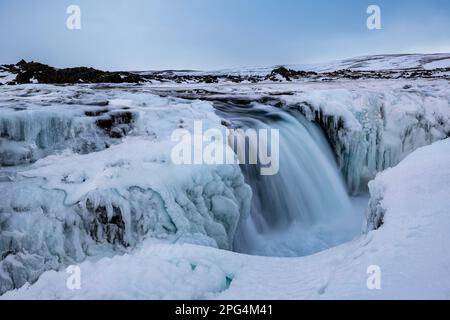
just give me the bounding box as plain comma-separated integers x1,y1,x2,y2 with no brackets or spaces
215,101,364,257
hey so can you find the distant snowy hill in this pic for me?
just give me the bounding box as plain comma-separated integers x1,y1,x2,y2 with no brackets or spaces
2,54,450,85
142,53,450,83
288,53,450,72
194,53,450,76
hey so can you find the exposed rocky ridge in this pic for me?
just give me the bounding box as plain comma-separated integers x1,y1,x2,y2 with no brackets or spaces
141,65,450,83
2,56,450,86
140,71,262,84
264,65,450,82
1,60,145,85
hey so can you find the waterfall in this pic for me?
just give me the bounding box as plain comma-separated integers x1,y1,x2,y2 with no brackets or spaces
215,101,363,257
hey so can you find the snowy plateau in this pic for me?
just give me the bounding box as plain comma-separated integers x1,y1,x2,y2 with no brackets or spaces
0,54,450,299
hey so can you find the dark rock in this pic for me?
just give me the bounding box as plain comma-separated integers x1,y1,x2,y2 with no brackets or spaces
266,67,318,81
2,58,449,86
221,120,231,127
85,109,109,117
84,100,110,107
85,199,127,247
16,59,27,66
8,60,145,84
95,111,135,138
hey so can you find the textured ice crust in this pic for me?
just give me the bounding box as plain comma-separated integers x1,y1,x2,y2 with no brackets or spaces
0,108,107,166
0,151,249,294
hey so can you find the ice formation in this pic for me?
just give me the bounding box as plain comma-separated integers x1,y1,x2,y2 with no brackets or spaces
0,85,251,294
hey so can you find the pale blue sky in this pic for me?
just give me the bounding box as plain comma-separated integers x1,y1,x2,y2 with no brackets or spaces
0,0,449,70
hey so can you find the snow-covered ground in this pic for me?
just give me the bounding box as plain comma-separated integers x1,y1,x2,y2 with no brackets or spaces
0,68,16,85
3,138,450,299
289,53,450,72
1,54,450,299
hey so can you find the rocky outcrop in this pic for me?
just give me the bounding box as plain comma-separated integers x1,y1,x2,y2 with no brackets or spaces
265,67,317,81
141,71,262,84
3,59,449,86
1,60,145,85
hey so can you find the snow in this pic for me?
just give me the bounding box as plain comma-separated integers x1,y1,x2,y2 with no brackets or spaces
302,53,450,72
0,69,16,85
423,58,450,70
3,139,450,299
189,53,450,76
289,53,450,73
1,54,450,299
2,78,449,295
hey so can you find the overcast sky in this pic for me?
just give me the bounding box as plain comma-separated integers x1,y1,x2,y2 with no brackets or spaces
0,0,449,70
